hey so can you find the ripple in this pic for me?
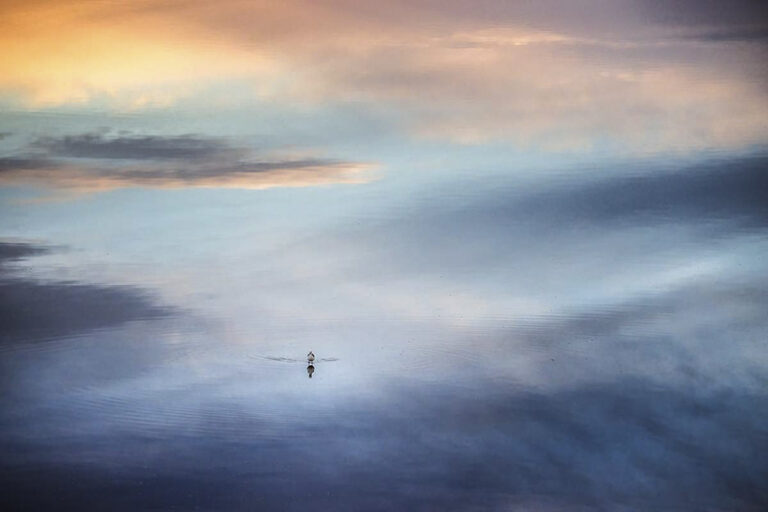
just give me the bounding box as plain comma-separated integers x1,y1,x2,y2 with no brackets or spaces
258,355,340,363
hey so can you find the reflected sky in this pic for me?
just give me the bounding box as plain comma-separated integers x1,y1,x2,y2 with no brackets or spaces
1,1,768,510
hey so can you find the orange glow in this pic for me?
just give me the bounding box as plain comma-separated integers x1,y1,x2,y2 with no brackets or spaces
0,160,375,195
1,0,767,151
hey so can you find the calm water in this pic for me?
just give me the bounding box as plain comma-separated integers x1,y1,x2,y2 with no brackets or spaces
2,2,768,511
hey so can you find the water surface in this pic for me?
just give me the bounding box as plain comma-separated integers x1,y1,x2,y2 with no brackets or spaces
1,1,767,510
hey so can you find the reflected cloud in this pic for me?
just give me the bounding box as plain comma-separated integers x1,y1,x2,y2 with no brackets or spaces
32,133,245,161
1,1,766,151
0,241,172,344
0,132,374,194
293,154,768,302
502,154,768,228
0,240,50,262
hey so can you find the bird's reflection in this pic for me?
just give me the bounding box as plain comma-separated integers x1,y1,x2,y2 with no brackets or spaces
307,350,315,378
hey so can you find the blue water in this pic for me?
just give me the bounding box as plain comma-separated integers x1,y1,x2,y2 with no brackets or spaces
1,149,767,510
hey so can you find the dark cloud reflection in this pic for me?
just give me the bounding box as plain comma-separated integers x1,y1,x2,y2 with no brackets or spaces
0,242,171,344
33,133,244,161
0,132,373,193
514,155,768,227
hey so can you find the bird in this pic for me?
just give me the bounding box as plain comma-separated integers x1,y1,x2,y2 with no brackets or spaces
307,351,315,364
307,364,315,378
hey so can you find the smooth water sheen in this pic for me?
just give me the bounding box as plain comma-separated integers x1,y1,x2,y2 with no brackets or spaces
1,1,768,510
